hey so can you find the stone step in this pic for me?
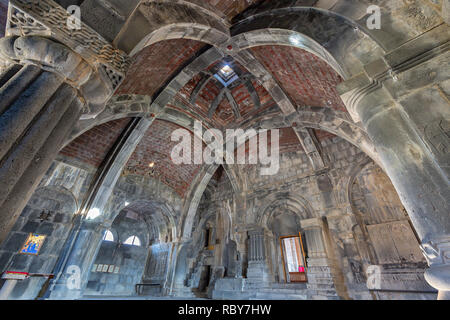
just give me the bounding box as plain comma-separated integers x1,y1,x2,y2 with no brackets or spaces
253,292,308,300
269,283,308,289
257,288,309,294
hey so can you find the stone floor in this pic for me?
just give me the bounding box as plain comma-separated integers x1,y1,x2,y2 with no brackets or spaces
80,295,207,300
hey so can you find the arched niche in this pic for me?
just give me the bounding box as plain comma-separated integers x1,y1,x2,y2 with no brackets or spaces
256,195,325,284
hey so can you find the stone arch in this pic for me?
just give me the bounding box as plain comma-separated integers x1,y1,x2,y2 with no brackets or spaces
253,107,382,168
343,161,428,282
259,193,316,230
179,163,240,240
110,199,178,243
335,158,373,209
229,6,386,77
190,210,216,252
31,185,78,215
229,29,347,78
350,162,411,226
114,0,229,55
64,94,153,146
128,23,228,57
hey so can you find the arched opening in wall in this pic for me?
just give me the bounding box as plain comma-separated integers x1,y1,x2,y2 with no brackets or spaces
86,200,176,297
268,208,311,285
173,165,237,298
197,220,215,294
0,186,77,300
103,230,115,242
183,214,217,298
124,235,141,246
349,163,436,299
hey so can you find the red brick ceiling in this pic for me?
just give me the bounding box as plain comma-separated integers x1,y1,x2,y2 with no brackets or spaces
124,119,203,198
60,118,132,168
315,129,336,141
236,127,304,158
116,39,206,97
189,0,262,21
121,120,309,197
177,60,277,128
60,34,349,197
251,46,347,112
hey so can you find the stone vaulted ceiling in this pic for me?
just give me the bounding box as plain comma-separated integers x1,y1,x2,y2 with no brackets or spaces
39,0,409,200
116,39,206,98
60,34,346,198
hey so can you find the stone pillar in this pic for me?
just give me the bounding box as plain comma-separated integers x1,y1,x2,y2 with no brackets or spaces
47,118,153,299
0,35,105,244
301,219,339,299
246,228,273,287
338,25,450,299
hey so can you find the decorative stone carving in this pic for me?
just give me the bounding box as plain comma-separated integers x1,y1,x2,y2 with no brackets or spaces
7,4,50,36
248,229,266,262
0,35,114,118
7,0,131,84
425,119,450,157
100,64,124,91
421,236,450,267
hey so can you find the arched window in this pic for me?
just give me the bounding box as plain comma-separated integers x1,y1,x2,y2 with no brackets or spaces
103,230,114,242
124,235,141,246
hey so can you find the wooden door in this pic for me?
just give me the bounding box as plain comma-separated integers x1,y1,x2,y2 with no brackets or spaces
280,233,307,283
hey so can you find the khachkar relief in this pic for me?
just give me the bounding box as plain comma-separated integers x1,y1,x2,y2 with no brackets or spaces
5,0,131,94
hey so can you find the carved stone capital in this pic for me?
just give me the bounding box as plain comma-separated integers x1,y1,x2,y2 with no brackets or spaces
6,0,131,92
0,35,114,118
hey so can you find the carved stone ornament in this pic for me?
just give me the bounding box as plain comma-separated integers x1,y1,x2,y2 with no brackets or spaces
421,236,450,291
6,0,131,90
420,236,450,266
0,35,113,118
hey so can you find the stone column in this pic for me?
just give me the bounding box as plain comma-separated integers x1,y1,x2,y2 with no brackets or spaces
246,228,273,287
338,25,450,299
47,118,153,299
301,219,339,299
0,35,107,244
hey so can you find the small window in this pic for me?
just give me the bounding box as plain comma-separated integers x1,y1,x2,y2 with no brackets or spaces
103,230,114,242
124,236,141,246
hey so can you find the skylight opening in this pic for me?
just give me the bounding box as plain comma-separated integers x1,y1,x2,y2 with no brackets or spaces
219,65,234,80
215,64,238,87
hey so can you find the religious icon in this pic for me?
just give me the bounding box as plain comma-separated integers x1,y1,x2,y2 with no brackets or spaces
20,233,46,255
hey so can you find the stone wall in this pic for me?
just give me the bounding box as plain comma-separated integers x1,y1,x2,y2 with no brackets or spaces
81,173,183,297
85,210,149,296
102,174,183,224
181,135,436,300
0,0,7,38
0,155,95,299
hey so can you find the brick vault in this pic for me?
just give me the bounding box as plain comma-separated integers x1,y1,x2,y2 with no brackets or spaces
0,0,448,301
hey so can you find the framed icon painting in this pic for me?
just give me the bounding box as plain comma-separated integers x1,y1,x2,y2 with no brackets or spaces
20,233,46,255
